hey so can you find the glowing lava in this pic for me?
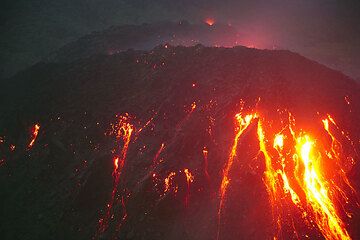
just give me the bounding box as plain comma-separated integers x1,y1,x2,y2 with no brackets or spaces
164,171,176,193
216,108,356,240
190,101,197,112
254,113,354,240
97,113,134,235
96,104,356,240
218,112,257,238
152,143,165,166
295,135,351,240
184,168,194,206
28,123,40,149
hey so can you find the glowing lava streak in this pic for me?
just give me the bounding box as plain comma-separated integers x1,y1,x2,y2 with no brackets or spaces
112,115,134,177
256,113,353,239
164,172,176,193
190,101,197,113
98,114,134,235
322,115,356,194
295,135,351,240
273,134,301,206
202,147,210,181
152,143,165,166
257,120,282,232
273,134,284,151
258,127,302,237
322,118,341,159
28,124,40,149
217,113,256,239
184,168,194,206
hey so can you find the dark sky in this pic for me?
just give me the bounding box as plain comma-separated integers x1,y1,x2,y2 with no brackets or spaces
1,0,360,79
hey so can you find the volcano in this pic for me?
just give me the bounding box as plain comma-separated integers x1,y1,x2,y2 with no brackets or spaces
0,44,359,240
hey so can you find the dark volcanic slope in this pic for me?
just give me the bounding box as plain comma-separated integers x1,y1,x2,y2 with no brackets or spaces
0,45,359,240
47,21,238,64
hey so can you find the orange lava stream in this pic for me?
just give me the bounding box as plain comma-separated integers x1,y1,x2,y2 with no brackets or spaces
217,113,256,239
96,107,355,240
216,108,355,240
184,168,194,206
152,143,165,166
257,120,284,235
322,115,356,195
295,135,351,240
98,114,134,235
164,172,176,193
190,102,197,112
256,113,353,240
28,124,40,148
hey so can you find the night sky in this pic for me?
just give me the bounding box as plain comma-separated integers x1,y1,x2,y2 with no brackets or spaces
1,0,360,80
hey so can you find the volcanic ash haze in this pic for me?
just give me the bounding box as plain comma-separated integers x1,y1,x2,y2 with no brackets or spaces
0,45,360,240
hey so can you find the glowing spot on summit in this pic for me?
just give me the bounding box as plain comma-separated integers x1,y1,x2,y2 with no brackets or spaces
205,18,215,26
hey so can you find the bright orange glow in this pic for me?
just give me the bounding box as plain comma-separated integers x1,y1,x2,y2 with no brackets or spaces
113,157,119,172
273,134,284,151
322,115,356,195
257,119,280,234
96,105,356,240
253,113,354,240
209,107,356,240
278,170,301,205
295,135,350,240
28,124,40,148
164,172,176,193
191,102,197,112
112,114,134,177
219,113,255,201
184,168,194,184
205,18,215,26
322,118,341,159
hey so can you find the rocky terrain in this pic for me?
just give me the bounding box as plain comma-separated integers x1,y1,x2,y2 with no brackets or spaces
0,44,359,240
